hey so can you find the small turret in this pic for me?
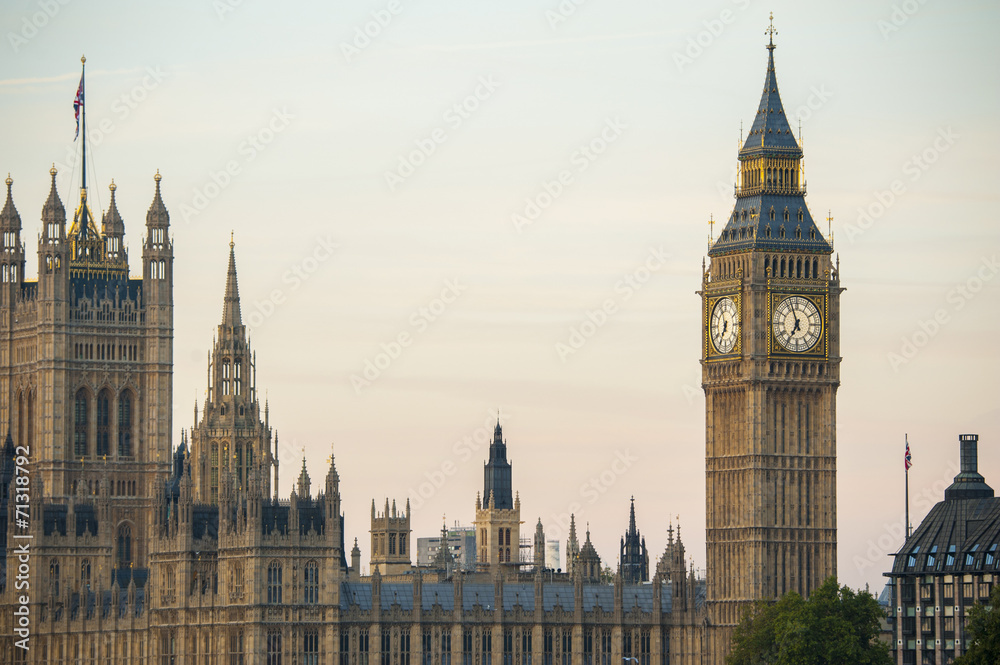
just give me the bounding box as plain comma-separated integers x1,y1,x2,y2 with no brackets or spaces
297,457,311,498
566,514,580,576
533,518,545,572
350,538,361,581
0,175,25,302
38,166,69,300
101,180,126,262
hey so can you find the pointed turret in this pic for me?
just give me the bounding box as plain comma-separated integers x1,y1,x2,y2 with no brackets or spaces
101,180,126,262
142,170,173,308
297,457,311,498
709,17,832,258
221,236,242,328
740,28,800,158
0,175,25,300
38,166,70,300
566,514,580,575
578,526,601,582
41,166,65,243
433,521,454,573
484,419,512,510
533,518,546,571
619,497,649,584
189,238,271,502
325,449,340,495
146,170,169,229
1,175,21,230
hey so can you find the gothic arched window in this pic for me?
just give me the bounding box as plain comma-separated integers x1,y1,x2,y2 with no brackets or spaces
117,391,133,458
267,562,283,604
304,562,319,604
80,559,91,592
117,524,132,568
74,389,89,458
49,560,60,596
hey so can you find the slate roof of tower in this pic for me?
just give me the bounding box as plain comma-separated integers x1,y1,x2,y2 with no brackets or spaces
709,39,832,258
741,43,801,157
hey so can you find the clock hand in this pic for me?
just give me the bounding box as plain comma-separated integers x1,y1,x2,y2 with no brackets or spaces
792,317,801,334
722,320,727,335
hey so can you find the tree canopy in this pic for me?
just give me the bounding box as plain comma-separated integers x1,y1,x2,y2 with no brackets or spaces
954,584,1000,665
727,576,891,665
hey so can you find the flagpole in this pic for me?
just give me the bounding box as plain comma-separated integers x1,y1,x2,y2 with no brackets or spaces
905,433,910,539
80,55,86,194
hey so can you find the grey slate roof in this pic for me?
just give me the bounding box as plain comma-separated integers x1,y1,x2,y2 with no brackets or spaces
890,496,1000,575
708,43,832,258
741,45,801,157
339,580,697,614
708,193,831,256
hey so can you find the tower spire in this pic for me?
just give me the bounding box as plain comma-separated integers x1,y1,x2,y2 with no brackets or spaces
222,236,242,327
708,20,831,258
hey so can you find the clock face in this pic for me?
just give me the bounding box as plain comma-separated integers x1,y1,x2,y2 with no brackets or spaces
772,296,822,352
710,297,740,354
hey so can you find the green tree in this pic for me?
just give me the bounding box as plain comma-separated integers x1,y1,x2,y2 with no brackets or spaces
954,584,1000,665
727,576,891,665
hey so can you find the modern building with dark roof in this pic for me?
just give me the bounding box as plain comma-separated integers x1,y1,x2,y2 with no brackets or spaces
884,434,1000,664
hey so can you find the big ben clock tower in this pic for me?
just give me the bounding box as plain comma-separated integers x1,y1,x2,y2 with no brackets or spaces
700,19,842,661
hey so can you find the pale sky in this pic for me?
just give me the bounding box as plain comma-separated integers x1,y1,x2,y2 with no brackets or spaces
1,0,998,592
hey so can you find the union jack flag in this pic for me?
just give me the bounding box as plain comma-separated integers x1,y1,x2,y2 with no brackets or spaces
73,72,84,140
904,439,912,471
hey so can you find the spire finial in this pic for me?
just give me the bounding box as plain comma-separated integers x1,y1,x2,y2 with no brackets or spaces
766,12,777,50
81,54,86,65
230,230,234,249
50,164,57,178
109,179,116,193
5,174,11,189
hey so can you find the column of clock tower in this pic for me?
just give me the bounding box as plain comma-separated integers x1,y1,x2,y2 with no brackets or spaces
700,25,842,662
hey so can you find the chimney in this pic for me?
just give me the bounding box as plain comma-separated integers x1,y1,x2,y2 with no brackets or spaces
944,434,994,500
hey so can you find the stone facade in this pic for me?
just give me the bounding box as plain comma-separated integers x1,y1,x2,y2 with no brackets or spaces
0,24,846,665
370,499,412,576
699,31,841,661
